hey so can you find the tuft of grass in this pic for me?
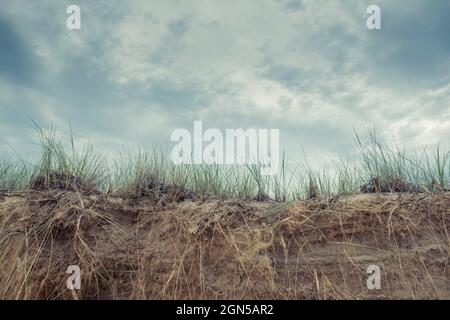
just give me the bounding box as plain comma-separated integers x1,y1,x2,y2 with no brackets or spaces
28,122,107,192
354,131,449,193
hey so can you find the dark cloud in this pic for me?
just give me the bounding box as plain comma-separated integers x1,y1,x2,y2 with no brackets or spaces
0,17,39,85
168,16,191,36
261,61,309,90
363,0,450,90
277,0,305,11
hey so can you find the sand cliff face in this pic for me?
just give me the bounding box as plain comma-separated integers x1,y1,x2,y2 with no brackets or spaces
0,190,449,299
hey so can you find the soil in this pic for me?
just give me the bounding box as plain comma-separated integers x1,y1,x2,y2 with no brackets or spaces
0,190,449,299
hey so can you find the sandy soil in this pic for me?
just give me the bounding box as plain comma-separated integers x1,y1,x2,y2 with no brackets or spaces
0,190,449,299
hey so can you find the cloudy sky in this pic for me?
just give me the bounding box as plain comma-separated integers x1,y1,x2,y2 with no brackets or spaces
1,0,449,166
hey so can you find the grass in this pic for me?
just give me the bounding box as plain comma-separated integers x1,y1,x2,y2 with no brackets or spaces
355,131,450,192
0,160,29,190
0,126,449,200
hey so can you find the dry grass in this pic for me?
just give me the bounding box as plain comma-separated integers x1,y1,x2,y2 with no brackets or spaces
0,189,449,300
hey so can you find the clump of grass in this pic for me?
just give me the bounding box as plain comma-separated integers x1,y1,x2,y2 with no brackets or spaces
28,123,107,193
114,147,264,199
355,131,450,193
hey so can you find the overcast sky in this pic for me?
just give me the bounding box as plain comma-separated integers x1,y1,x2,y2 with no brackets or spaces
1,0,449,166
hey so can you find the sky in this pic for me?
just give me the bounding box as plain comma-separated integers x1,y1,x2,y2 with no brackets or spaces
0,0,449,167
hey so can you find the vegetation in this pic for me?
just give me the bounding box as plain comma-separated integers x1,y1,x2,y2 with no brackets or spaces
0,126,449,201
